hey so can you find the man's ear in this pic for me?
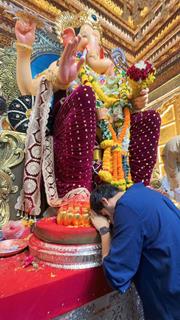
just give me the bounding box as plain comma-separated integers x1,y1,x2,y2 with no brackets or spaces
61,27,76,47
101,197,109,207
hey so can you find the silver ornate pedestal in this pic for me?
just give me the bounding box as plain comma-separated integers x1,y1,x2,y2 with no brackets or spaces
29,234,102,269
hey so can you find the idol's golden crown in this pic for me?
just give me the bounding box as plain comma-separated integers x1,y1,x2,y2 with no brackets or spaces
55,9,102,37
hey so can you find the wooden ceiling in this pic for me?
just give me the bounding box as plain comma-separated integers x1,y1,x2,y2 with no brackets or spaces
0,0,179,89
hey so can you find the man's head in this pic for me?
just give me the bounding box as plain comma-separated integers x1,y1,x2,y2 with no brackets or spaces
90,184,123,222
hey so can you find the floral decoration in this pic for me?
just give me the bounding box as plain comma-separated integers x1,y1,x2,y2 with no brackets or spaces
127,60,156,98
79,66,133,190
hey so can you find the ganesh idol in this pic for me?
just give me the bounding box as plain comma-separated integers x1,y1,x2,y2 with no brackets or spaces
14,10,161,229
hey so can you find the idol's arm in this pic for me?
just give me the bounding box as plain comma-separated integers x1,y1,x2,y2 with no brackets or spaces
16,45,69,96
15,22,87,97
15,18,69,95
16,44,39,96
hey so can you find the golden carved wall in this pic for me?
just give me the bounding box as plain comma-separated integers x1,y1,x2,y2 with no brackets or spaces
157,95,180,177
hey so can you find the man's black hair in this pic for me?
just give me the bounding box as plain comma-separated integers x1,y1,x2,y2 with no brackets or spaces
90,183,120,213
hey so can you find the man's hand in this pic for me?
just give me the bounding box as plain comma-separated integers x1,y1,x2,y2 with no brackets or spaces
90,210,110,232
132,88,149,111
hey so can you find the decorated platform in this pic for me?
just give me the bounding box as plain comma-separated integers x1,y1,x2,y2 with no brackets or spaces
0,251,143,320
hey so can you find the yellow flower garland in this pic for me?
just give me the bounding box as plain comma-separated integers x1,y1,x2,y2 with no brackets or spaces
81,71,118,107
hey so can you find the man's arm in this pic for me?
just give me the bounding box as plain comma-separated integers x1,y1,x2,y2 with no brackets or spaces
101,232,111,259
103,203,144,294
90,210,111,259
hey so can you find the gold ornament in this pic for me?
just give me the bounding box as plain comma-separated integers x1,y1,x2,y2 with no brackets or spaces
0,47,20,105
0,130,25,228
26,0,60,17
55,9,102,38
16,42,33,51
94,0,123,19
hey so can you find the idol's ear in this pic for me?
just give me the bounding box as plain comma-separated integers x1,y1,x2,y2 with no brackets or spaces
61,27,76,47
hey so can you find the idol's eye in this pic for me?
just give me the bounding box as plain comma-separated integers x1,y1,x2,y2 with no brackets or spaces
92,14,97,21
81,34,87,38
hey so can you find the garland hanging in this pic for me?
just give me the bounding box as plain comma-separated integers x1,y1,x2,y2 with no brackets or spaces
79,67,133,190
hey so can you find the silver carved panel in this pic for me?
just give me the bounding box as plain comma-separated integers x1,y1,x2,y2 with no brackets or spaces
53,288,144,320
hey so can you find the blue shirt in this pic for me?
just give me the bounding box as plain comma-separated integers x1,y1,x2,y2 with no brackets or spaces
103,183,180,320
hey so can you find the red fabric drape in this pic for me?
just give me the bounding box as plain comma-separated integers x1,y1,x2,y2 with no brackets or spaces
53,85,96,197
0,252,111,320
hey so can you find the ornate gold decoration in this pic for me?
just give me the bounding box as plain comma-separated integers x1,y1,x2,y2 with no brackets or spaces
94,0,123,19
1,115,11,131
25,0,61,17
0,47,20,104
94,0,169,28
55,9,102,38
0,130,25,227
157,95,179,116
0,33,12,47
16,41,33,51
136,15,179,60
26,109,32,119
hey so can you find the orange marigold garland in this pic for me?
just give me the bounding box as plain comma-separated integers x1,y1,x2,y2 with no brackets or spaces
99,107,132,190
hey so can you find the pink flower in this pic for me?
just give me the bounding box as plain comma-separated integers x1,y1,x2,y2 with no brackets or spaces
23,255,34,268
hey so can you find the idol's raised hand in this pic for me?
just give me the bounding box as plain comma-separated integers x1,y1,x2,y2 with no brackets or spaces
58,35,85,85
15,19,36,46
